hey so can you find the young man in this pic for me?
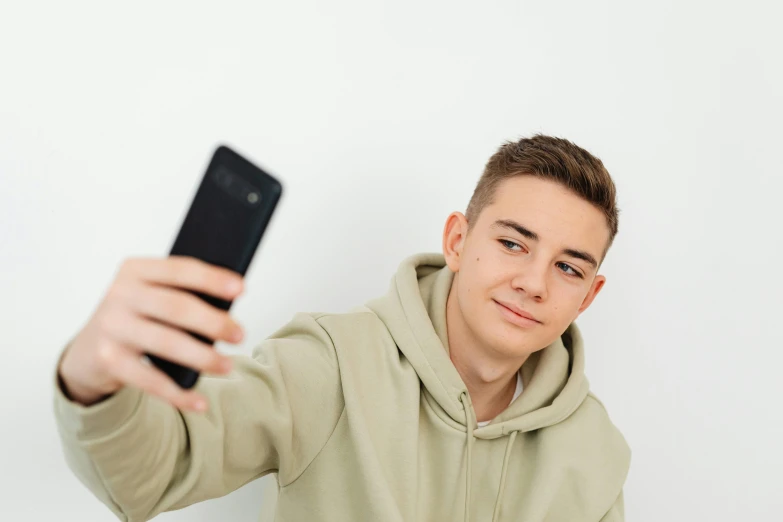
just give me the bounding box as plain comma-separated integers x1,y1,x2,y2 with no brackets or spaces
54,135,630,522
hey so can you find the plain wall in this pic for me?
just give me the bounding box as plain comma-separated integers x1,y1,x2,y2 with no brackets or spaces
1,1,781,520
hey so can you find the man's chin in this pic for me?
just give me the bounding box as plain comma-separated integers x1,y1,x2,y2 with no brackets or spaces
482,331,537,359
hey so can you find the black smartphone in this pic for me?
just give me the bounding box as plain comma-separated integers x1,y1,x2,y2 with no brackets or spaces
146,145,283,389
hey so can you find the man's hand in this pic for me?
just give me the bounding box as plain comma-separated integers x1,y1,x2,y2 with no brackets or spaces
58,256,245,412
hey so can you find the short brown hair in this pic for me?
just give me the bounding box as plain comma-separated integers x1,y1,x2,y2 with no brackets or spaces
465,134,620,263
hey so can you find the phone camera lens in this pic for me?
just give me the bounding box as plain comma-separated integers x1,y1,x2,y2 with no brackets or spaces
247,192,259,204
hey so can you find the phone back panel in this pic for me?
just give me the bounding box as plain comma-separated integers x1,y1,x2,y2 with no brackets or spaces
147,145,282,388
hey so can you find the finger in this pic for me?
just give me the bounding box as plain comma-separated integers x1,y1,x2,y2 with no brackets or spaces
125,283,244,344
110,312,233,376
120,257,244,301
109,350,209,412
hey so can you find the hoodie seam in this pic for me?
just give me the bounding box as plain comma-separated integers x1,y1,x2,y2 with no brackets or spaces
280,405,347,489
585,392,608,411
279,314,346,489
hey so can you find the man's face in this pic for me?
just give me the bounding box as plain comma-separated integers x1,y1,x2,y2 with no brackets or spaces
443,176,609,359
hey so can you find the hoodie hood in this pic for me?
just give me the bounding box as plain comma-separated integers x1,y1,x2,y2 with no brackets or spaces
366,252,591,441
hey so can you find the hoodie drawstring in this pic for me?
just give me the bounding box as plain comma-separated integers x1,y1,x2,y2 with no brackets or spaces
460,392,520,522
459,392,475,522
492,430,518,522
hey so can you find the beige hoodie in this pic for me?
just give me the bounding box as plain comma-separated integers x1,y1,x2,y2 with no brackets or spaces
54,253,630,521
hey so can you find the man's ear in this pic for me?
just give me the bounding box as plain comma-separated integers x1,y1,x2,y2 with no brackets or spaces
442,212,469,273
576,275,606,317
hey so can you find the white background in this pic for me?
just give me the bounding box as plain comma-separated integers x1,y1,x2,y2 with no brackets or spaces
1,1,781,520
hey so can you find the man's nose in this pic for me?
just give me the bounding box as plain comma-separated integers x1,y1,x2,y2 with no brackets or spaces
511,261,548,300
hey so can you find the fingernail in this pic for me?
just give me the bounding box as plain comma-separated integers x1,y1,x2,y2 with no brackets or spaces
194,399,207,411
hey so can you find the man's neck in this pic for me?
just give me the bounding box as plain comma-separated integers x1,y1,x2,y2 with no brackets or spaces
445,277,528,423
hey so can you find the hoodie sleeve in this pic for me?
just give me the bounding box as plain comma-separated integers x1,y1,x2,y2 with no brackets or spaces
53,312,344,522
599,490,625,522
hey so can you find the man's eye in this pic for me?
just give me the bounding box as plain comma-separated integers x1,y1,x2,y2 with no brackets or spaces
557,262,583,278
500,240,522,251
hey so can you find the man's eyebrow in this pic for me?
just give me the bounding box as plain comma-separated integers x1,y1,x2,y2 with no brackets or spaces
490,219,599,269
